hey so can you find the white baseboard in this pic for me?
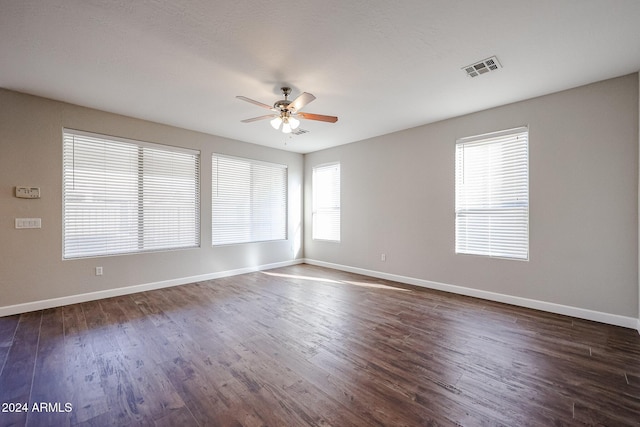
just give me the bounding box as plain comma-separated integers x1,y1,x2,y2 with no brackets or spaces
304,258,640,331
4,258,639,333
0,259,304,318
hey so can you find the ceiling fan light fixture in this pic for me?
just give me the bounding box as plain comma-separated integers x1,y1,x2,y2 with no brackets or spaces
270,116,282,129
288,116,300,130
282,121,292,134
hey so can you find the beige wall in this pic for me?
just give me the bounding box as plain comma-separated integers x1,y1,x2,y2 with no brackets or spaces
305,74,639,318
0,88,304,310
2,74,638,321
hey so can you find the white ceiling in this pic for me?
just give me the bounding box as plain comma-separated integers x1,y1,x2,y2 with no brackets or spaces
1,0,639,154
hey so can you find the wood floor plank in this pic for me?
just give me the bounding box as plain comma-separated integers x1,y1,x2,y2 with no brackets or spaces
25,307,70,427
0,315,20,379
2,264,640,426
108,296,192,423
62,304,110,425
0,311,41,427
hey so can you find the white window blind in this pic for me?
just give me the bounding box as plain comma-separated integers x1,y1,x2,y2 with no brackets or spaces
63,129,200,259
312,162,341,241
212,154,287,245
455,127,529,260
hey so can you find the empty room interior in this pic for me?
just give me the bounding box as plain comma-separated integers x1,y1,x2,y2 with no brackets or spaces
1,1,640,425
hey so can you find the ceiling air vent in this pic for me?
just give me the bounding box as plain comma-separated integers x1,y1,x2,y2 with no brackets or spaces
462,56,501,78
291,128,309,136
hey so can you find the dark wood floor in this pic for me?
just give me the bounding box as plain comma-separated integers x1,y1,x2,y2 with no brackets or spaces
1,264,640,426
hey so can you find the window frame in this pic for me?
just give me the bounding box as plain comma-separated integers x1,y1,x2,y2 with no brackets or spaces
312,161,341,242
62,128,201,259
455,126,529,261
211,153,288,246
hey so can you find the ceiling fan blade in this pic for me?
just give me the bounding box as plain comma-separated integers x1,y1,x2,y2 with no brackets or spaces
236,96,275,111
297,112,338,123
241,114,277,123
287,92,316,112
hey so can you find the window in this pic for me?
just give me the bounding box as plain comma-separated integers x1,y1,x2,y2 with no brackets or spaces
62,129,200,259
312,162,341,241
455,127,529,260
212,154,287,245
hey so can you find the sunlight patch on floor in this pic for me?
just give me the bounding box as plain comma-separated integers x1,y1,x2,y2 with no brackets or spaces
342,281,410,291
262,271,341,283
261,271,410,291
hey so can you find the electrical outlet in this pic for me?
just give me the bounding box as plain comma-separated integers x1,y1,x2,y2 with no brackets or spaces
381,254,386,261
95,267,103,276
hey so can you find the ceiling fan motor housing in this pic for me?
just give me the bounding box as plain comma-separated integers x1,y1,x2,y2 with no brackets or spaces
274,87,292,111
274,99,291,111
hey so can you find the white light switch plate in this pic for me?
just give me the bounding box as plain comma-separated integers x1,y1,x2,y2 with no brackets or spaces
15,218,42,229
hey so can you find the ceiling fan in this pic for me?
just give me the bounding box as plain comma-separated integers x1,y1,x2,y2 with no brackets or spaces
237,87,338,134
